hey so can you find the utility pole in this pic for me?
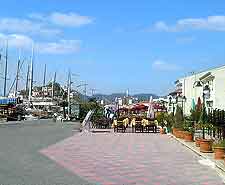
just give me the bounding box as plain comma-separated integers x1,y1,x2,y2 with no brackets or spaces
28,45,34,103
15,50,21,97
77,83,88,102
3,40,8,97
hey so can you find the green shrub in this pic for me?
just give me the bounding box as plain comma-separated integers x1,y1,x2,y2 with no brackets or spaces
79,100,104,122
173,106,184,129
213,140,225,148
156,112,174,128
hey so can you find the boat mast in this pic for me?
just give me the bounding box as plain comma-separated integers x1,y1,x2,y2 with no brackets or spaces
3,40,8,97
25,64,30,97
52,71,56,100
28,44,34,102
42,64,46,98
15,50,21,97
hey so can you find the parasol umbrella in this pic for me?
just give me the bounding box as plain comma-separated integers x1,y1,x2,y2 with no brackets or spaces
147,96,154,118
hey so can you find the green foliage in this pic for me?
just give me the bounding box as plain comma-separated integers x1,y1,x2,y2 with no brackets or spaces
190,108,202,122
183,120,195,133
213,140,225,148
156,112,166,127
47,82,63,96
79,99,104,122
156,112,174,128
174,106,184,129
165,113,174,129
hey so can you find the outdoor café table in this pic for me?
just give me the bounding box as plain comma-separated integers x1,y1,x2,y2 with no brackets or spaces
116,121,126,132
145,124,157,133
134,121,143,133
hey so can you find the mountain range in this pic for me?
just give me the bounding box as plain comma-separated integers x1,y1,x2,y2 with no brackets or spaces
93,93,159,103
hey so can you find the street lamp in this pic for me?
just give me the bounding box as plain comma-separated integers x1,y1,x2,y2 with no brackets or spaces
115,97,120,118
169,96,175,116
176,95,186,115
194,80,210,139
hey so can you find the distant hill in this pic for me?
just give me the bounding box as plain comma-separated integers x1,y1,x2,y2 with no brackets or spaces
133,93,159,101
93,93,159,103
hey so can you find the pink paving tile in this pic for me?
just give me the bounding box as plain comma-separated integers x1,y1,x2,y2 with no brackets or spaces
40,133,225,185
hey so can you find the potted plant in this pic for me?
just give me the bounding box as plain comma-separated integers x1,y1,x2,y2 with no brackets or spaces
182,119,194,142
156,112,166,134
184,128,194,142
200,138,213,153
173,106,184,138
195,137,202,147
213,140,225,160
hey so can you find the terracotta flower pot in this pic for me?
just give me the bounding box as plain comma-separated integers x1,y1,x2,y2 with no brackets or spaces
184,132,193,142
177,131,185,139
160,128,166,134
214,147,225,160
200,139,213,153
195,137,202,147
172,128,178,135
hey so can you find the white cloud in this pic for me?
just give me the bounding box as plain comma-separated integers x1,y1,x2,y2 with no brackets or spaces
0,12,93,37
0,33,81,54
0,33,33,48
154,21,170,32
37,39,81,54
0,18,61,36
29,12,94,27
152,60,181,71
50,12,93,27
153,15,225,32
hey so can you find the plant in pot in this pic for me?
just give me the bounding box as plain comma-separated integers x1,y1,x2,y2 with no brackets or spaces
183,115,195,142
199,108,213,153
173,106,184,138
213,140,225,160
165,113,174,134
194,121,204,147
156,112,167,134
190,97,203,146
183,121,195,142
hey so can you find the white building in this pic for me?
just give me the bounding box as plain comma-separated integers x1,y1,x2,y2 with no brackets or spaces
174,65,225,115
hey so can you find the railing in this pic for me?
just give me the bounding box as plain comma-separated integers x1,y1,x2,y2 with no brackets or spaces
202,109,225,139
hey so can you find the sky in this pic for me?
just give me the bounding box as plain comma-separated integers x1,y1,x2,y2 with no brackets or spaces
0,0,225,96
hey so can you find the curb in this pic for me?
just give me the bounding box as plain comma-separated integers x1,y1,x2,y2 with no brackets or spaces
169,134,225,175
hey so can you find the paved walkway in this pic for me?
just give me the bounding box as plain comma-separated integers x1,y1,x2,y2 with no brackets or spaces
41,133,225,185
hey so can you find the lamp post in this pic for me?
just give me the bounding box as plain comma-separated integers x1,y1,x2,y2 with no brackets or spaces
194,81,210,139
115,98,120,119
169,97,175,116
176,95,186,115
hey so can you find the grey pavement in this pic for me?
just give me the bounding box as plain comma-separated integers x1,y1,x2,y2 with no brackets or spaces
0,120,93,185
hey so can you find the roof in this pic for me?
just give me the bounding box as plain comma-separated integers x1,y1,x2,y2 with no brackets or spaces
178,64,225,80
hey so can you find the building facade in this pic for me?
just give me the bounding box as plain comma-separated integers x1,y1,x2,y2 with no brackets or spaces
175,65,225,115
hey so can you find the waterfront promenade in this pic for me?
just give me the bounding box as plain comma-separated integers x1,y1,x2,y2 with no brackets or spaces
0,120,224,185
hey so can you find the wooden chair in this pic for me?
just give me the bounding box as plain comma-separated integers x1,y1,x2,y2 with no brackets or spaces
134,117,144,133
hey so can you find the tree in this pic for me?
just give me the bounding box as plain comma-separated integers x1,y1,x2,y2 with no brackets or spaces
79,99,103,122
174,106,184,129
47,82,63,97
